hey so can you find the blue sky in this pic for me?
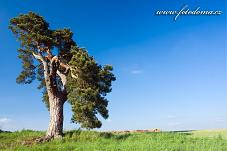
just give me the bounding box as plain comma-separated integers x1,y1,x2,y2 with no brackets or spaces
0,0,226,131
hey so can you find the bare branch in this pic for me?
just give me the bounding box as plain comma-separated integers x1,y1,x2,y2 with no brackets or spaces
32,52,44,62
51,56,58,64
32,52,49,80
57,70,67,87
35,41,52,60
68,65,78,79
50,56,78,79
49,56,58,76
46,49,52,58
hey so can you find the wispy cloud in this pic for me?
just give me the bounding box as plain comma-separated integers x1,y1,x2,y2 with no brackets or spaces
215,116,226,123
0,117,11,129
167,115,176,119
168,122,182,126
131,70,143,74
0,118,10,123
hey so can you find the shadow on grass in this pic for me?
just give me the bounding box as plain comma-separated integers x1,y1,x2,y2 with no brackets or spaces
100,132,131,140
64,130,131,140
114,133,131,140
169,130,195,136
64,129,82,138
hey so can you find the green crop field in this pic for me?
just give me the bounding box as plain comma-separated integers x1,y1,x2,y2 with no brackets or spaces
0,129,226,151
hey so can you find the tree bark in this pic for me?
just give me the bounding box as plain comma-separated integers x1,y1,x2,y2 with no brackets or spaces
46,94,64,138
33,51,68,139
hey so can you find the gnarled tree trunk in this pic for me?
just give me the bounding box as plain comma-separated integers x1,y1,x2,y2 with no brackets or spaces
32,49,69,139
46,94,64,138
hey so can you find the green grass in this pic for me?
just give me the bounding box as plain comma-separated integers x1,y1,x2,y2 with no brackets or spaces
0,129,227,151
191,129,227,139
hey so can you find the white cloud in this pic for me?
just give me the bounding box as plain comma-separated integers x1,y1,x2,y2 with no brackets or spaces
168,122,182,126
0,117,11,129
167,115,176,119
131,70,143,74
215,116,226,123
0,118,10,123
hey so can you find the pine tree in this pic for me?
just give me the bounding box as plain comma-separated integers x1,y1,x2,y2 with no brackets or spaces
9,12,116,139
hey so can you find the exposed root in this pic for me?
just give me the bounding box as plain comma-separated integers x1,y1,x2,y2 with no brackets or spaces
35,135,53,143
21,136,54,146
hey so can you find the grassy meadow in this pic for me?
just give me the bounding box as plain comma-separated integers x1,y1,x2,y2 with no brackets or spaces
0,129,227,151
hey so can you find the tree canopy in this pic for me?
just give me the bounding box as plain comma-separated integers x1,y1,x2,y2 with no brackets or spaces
9,12,116,129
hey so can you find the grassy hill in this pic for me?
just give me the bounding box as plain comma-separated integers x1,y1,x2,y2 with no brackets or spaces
0,129,226,151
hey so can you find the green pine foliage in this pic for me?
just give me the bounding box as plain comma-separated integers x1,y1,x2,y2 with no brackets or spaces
66,47,116,128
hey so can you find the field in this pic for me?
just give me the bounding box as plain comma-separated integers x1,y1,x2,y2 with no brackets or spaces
0,129,227,151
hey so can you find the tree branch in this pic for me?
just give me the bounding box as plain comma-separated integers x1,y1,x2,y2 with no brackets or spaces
49,56,58,76
68,65,78,79
50,55,78,79
32,52,44,62
34,41,77,80
32,52,52,94
56,70,68,102
57,70,67,87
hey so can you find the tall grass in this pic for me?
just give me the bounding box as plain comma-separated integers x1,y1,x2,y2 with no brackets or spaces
0,130,226,151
